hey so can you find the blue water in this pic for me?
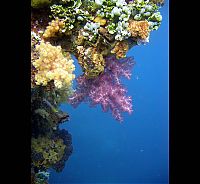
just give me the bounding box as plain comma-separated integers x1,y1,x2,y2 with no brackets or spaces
49,1,169,183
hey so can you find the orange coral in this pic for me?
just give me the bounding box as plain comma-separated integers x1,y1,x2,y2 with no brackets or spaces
128,20,150,40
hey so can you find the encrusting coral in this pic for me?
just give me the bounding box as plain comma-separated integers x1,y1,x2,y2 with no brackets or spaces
111,41,129,59
51,129,73,172
76,46,105,78
31,136,66,169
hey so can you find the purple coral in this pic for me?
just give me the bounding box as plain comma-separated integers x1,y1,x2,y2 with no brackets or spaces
68,56,135,122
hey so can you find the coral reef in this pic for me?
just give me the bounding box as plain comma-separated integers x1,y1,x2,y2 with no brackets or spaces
31,0,164,182
31,92,73,181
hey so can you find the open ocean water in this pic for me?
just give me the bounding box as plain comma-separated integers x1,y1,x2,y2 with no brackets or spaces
49,1,169,184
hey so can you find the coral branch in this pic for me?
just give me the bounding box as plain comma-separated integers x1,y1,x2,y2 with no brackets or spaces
68,56,135,122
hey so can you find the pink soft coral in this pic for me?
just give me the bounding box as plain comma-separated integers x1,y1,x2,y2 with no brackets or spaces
68,56,135,122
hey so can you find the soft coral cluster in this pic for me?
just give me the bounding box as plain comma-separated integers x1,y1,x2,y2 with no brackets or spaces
68,56,135,122
32,41,75,89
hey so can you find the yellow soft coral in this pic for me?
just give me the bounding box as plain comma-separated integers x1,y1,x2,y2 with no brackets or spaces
43,18,65,38
32,41,75,89
111,41,129,59
128,20,150,40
